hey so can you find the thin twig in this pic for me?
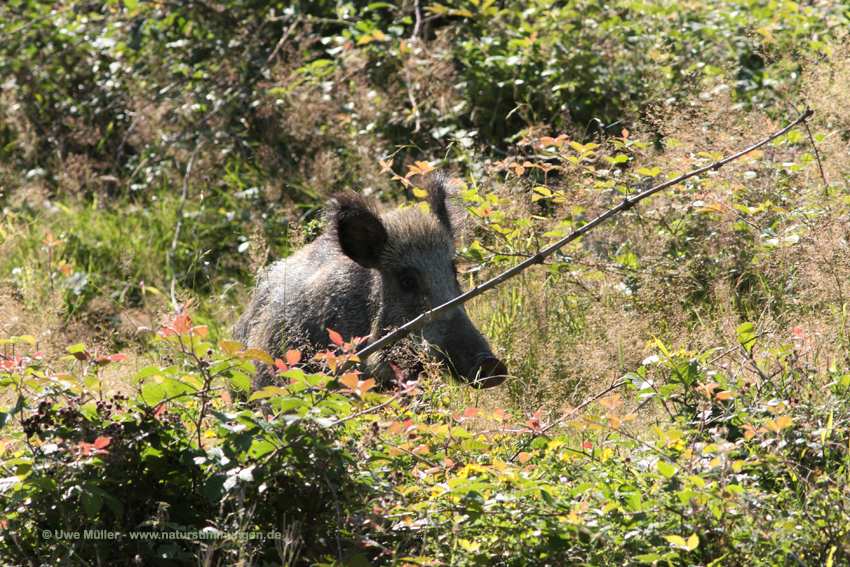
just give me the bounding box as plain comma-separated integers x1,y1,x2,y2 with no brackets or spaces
785,101,827,192
404,66,421,133
109,112,140,178
169,141,202,311
802,115,827,193
264,16,301,72
508,380,627,462
411,0,422,39
322,469,344,563
343,109,815,374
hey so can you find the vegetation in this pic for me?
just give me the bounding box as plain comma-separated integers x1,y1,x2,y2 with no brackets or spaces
2,0,850,565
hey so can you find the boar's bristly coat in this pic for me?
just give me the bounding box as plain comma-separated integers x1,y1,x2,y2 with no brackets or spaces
234,173,507,391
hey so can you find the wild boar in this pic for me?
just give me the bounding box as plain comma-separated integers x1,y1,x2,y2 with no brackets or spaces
234,173,507,391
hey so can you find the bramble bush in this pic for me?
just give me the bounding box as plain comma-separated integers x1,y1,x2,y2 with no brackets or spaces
2,308,849,565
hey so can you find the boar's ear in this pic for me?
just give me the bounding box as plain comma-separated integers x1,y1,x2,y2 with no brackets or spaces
327,192,388,269
427,171,458,238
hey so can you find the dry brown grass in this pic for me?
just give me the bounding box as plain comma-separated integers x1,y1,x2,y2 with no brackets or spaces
455,68,850,421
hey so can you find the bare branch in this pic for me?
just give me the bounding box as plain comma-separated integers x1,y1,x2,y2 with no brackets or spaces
169,141,202,312
411,0,422,39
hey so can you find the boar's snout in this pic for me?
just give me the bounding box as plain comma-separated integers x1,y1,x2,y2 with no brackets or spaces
468,357,508,389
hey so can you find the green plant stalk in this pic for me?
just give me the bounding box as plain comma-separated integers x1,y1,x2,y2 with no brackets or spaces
344,108,815,379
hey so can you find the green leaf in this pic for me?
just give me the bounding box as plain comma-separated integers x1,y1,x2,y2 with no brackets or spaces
204,474,227,501
449,426,472,439
88,486,124,517
228,371,251,393
139,383,166,406
81,489,103,517
539,489,555,506
657,461,676,478
736,323,756,352
310,59,333,71
663,535,687,547
161,377,197,399
687,533,699,550
460,439,488,452
0,395,25,428
249,440,276,459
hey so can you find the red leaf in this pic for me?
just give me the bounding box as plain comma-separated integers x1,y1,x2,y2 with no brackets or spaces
339,373,359,390
274,359,288,372
107,354,127,362
172,313,192,334
358,378,376,395
463,408,479,419
220,391,232,404
582,441,593,449
190,326,208,338
443,456,454,468
285,350,301,366
93,437,111,450
328,328,344,347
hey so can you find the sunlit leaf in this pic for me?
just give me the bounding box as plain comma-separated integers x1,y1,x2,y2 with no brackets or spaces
241,349,274,365
328,328,344,347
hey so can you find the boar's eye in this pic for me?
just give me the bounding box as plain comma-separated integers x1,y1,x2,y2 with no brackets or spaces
400,275,416,290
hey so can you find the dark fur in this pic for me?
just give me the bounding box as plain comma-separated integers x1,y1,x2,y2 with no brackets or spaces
234,173,506,391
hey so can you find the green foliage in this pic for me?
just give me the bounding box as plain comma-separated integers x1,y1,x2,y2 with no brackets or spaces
0,321,390,565
3,313,849,565
3,1,850,566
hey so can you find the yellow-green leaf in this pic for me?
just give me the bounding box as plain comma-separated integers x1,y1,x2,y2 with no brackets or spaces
663,535,687,547
241,348,274,365
218,340,244,357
